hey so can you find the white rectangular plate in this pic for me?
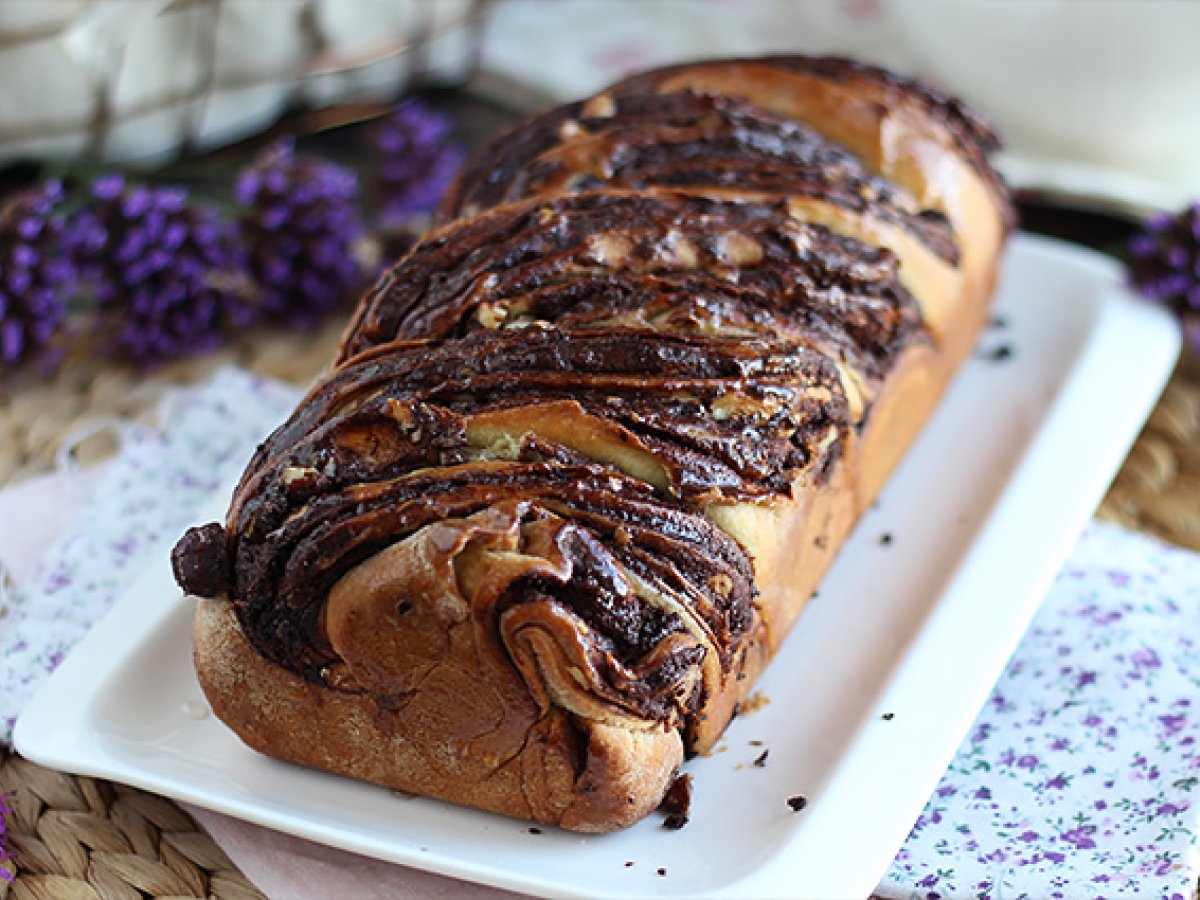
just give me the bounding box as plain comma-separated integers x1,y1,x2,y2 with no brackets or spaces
16,235,1180,899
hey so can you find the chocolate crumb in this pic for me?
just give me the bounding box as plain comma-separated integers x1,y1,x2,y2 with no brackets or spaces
738,690,770,716
882,712,895,721
171,523,229,599
989,314,1008,329
749,739,764,747
395,598,413,616
754,749,769,767
813,536,828,549
657,867,667,877
978,343,1014,362
624,861,634,868
528,826,542,834
787,795,808,812
658,772,692,826
880,532,893,546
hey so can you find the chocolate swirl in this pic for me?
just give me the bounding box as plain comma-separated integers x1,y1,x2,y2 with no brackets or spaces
607,54,1013,232
342,190,923,391
441,89,959,262
208,322,844,701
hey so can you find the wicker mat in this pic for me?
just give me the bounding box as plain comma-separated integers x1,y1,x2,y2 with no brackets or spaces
0,324,345,900
0,324,1197,898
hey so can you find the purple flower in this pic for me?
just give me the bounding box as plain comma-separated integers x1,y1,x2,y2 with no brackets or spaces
0,181,76,368
1143,856,1176,876
1128,202,1200,351
1017,754,1040,770
1159,713,1187,736
374,98,465,225
1131,647,1162,671
236,139,366,326
1060,824,1097,850
1044,773,1069,790
75,174,251,364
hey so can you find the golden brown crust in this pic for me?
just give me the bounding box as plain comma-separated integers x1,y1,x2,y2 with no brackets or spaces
195,596,683,831
178,56,1012,832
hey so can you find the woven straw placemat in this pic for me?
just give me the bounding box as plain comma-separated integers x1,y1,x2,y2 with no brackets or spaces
1097,355,1200,548
1,322,1197,898
0,323,345,900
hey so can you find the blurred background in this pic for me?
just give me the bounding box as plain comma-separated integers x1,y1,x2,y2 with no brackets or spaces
5,0,1199,205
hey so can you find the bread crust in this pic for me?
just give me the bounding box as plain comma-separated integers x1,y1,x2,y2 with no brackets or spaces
184,56,1010,832
192,333,982,829
195,594,683,831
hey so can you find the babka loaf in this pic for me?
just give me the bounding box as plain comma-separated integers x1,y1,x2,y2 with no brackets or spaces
171,56,1013,832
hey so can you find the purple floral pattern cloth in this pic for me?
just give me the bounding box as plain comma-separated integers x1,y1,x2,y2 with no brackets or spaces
0,367,300,742
877,523,1200,899
1,368,1199,897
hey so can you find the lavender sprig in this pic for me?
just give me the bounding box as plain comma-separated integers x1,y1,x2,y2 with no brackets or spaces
0,181,75,369
76,174,252,364
235,139,366,327
1128,202,1200,351
374,98,465,226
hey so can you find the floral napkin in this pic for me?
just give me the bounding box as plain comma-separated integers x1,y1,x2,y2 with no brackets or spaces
1,366,1198,899
0,367,300,740
876,524,1200,899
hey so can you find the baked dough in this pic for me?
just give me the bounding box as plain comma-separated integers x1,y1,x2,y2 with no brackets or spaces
172,56,1012,832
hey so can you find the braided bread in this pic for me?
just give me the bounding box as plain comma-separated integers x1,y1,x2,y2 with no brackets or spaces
171,56,1012,832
